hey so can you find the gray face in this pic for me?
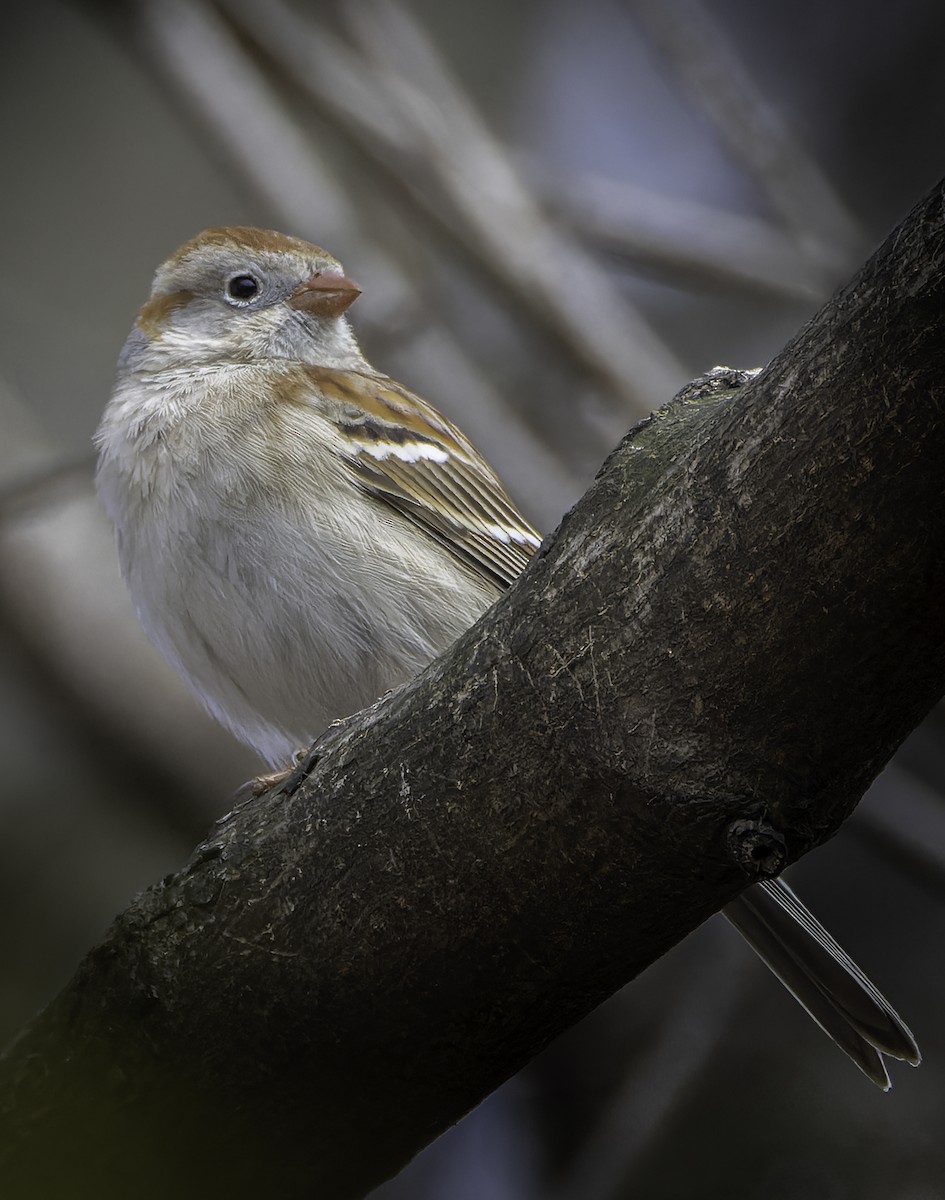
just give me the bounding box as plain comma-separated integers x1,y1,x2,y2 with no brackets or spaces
119,235,364,374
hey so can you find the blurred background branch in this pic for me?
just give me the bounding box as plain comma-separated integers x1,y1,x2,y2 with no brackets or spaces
629,0,865,268
2,1,944,1197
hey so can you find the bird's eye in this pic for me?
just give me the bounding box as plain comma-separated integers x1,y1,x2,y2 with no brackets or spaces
226,274,260,302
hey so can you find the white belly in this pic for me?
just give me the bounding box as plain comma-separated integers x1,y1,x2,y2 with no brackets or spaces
96,377,497,765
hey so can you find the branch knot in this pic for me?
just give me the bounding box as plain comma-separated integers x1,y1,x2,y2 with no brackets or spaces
726,818,788,879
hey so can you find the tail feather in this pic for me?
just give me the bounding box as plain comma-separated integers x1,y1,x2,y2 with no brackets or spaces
723,878,920,1089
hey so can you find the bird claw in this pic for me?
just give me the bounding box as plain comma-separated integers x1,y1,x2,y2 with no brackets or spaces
233,747,315,803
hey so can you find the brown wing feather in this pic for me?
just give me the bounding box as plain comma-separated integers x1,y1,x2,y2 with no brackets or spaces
303,366,540,589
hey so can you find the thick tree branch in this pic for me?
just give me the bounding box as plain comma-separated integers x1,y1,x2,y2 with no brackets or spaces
2,179,944,1199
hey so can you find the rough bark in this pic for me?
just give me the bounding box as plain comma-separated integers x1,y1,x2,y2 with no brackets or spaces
2,178,944,1199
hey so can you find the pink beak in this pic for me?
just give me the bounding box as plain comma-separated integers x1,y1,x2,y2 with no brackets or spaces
287,272,361,318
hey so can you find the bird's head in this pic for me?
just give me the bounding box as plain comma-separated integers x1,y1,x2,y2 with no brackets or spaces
120,226,364,374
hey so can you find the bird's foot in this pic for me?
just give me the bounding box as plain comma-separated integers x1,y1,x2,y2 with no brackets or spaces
233,747,314,803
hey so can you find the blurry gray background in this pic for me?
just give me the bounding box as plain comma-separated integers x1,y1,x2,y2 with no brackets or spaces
1,2,943,1198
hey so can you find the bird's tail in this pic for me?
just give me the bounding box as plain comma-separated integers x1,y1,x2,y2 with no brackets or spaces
723,877,920,1089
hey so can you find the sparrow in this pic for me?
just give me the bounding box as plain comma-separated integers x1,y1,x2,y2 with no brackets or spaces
94,226,919,1088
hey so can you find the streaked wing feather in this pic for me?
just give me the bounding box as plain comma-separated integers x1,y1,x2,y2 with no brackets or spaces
305,366,540,588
